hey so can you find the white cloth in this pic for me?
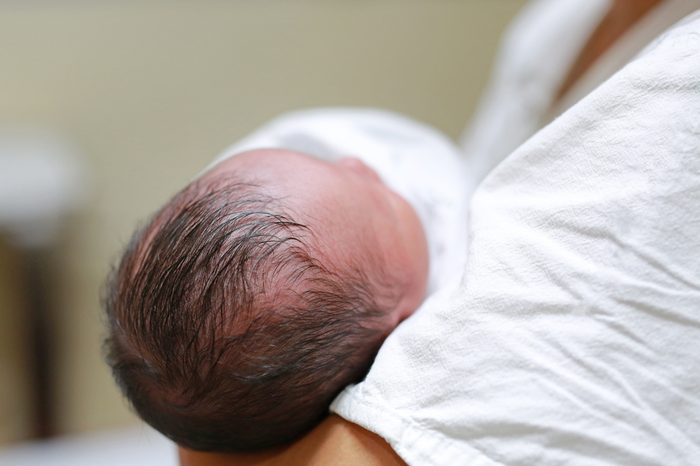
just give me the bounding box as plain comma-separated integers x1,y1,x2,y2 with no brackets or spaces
547,0,700,121
208,108,471,295
332,10,700,466
460,0,698,189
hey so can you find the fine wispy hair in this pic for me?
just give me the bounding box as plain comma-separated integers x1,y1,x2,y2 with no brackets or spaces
103,174,394,451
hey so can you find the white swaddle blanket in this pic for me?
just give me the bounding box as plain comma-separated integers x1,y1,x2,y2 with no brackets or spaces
332,11,700,466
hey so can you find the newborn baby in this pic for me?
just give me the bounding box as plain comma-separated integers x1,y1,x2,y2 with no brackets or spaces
104,109,469,452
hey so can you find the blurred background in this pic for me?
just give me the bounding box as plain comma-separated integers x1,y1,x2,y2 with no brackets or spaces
0,0,524,463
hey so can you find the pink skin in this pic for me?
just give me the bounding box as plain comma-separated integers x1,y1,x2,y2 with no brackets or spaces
203,148,429,328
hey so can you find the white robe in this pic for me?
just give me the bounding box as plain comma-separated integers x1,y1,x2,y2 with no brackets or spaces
460,0,699,188
331,4,700,465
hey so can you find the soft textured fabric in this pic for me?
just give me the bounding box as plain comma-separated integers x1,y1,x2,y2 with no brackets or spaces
459,0,609,187
331,10,700,466
460,0,698,190
207,108,471,295
547,0,700,121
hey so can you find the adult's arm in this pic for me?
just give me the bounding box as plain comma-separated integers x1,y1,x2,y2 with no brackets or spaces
178,415,404,466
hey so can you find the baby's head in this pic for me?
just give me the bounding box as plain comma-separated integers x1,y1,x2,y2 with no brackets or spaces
104,149,428,451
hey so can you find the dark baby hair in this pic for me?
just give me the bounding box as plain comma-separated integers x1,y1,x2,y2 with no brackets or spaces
103,175,395,451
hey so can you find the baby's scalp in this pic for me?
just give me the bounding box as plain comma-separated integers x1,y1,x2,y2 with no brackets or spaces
103,150,424,451
212,149,429,315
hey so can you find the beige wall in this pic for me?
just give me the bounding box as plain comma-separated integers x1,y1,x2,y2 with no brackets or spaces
0,0,524,443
